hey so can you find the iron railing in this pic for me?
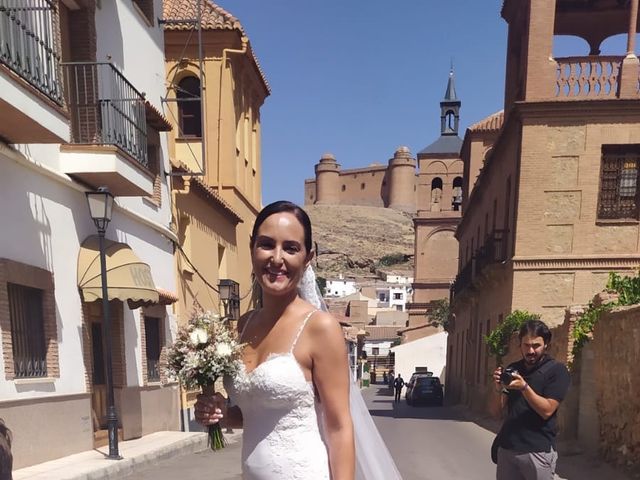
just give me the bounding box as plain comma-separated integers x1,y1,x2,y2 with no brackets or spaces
62,62,148,167
475,230,506,274
0,0,63,104
452,258,474,297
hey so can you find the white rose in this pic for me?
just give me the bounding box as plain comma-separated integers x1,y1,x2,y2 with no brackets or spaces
215,343,232,357
189,328,209,346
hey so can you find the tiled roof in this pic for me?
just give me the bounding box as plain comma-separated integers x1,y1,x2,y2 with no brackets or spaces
162,0,271,94
365,326,401,341
468,110,504,133
163,0,244,33
171,162,244,223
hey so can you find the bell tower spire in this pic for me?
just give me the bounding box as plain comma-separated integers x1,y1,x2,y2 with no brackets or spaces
440,68,461,136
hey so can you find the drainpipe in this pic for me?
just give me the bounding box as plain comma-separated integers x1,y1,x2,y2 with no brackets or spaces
216,36,248,190
627,0,639,57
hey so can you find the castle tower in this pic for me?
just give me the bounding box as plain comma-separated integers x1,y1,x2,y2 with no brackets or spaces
314,153,340,205
387,146,417,213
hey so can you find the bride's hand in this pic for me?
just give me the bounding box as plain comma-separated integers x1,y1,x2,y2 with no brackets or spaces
194,391,227,426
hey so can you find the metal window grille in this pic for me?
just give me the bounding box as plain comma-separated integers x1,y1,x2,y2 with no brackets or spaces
598,146,640,220
0,0,63,104
8,283,47,378
144,316,161,382
177,76,202,137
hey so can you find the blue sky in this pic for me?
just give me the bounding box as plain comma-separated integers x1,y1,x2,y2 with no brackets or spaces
219,1,630,206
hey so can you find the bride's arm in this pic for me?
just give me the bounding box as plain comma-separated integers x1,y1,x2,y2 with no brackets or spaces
309,312,355,480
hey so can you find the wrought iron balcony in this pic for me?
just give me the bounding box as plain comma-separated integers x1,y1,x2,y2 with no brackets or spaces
452,258,474,297
0,0,63,105
62,62,148,168
475,230,506,274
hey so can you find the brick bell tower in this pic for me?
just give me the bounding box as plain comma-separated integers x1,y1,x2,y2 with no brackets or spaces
407,70,464,338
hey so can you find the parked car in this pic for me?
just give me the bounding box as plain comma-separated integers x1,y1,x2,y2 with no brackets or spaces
406,374,443,406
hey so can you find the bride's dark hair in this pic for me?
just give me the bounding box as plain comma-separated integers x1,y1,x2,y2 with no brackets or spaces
250,201,313,253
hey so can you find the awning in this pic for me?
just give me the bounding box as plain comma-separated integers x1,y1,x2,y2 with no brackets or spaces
78,236,159,304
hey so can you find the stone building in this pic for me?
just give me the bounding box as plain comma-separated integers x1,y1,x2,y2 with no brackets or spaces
304,147,418,214
446,0,640,412
408,71,464,336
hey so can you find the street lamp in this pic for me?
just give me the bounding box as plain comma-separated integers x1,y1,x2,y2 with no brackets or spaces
218,278,240,321
85,186,121,460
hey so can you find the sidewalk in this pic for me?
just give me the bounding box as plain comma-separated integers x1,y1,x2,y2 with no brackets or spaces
13,430,242,480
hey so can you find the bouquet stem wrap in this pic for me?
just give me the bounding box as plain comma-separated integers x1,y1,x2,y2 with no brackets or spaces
202,384,225,451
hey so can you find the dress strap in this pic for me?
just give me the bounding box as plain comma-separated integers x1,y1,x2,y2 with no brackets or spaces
239,310,257,342
290,310,318,353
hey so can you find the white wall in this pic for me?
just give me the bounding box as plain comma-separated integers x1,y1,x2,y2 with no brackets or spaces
0,148,175,400
390,332,448,384
326,279,357,297
363,340,393,357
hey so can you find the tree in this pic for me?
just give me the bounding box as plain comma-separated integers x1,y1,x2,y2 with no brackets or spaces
429,299,451,331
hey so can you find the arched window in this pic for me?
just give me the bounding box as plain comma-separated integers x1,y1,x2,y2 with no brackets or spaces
431,177,443,205
452,176,463,210
177,76,202,137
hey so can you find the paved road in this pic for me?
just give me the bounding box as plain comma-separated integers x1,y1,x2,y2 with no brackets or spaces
126,385,633,480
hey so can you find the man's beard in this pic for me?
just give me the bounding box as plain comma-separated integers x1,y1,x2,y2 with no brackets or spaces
524,352,544,366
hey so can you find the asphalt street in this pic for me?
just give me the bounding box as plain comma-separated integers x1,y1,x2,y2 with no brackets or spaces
125,385,633,480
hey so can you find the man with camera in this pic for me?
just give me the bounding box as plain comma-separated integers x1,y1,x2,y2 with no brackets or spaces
492,319,571,480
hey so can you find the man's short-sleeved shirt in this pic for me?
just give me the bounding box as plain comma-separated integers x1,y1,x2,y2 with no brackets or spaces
499,355,571,453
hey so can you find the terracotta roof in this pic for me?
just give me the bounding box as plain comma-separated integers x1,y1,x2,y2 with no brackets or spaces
145,100,173,132
365,326,401,341
157,288,179,304
162,0,270,94
171,162,244,223
468,110,504,133
163,0,244,33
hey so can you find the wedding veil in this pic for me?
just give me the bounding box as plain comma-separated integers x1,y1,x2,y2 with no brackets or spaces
298,265,403,480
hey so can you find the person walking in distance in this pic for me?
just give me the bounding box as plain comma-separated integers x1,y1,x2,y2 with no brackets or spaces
393,374,404,403
492,319,571,480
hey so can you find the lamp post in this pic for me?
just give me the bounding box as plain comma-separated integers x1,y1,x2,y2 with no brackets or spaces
218,279,240,321
85,187,121,460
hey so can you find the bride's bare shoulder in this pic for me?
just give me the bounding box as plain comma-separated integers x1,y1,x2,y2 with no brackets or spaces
308,310,343,338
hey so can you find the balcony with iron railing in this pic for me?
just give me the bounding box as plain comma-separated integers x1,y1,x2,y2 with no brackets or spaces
0,0,68,142
0,0,63,104
475,229,506,275
59,62,154,196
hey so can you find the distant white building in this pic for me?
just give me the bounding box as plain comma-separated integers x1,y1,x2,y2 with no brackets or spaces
326,275,358,298
391,332,448,383
376,284,412,312
382,272,414,284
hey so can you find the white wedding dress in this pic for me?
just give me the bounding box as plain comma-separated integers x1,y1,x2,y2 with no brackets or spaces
224,310,330,479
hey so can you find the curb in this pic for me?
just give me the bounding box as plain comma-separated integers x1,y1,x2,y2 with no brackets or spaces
14,430,243,480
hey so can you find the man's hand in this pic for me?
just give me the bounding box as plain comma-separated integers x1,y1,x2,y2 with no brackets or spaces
194,391,226,426
505,372,528,391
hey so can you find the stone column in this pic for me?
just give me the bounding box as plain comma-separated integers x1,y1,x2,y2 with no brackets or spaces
619,0,640,98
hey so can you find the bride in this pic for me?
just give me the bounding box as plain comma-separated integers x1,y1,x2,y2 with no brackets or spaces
194,201,401,480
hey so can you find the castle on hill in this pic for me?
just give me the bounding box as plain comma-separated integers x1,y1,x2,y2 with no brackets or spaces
304,71,464,216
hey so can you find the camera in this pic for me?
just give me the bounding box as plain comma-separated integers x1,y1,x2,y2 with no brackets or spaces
500,367,518,385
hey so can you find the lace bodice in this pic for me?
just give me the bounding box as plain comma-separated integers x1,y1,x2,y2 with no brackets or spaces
224,310,330,480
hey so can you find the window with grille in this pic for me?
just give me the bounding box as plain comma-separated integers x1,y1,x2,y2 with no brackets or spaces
598,145,640,220
8,283,47,378
372,347,380,356
144,316,161,382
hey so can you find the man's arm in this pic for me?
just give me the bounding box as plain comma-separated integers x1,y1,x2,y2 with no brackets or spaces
507,366,570,420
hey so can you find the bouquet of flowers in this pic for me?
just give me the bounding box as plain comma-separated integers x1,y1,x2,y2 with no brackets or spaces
166,310,244,450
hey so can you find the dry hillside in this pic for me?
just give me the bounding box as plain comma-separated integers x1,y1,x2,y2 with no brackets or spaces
305,205,415,277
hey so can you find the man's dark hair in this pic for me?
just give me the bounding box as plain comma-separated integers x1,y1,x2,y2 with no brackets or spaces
0,418,13,480
250,200,313,253
518,319,552,345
